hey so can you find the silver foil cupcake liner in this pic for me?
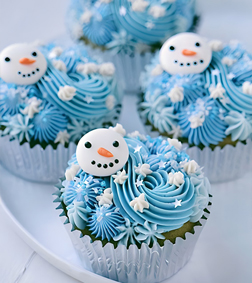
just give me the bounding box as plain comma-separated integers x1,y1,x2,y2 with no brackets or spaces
0,135,76,183
53,189,211,283
142,122,252,183
86,48,154,94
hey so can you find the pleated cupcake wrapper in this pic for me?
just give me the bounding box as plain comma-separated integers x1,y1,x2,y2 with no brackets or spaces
0,135,76,184
53,187,211,283
86,47,154,94
142,121,252,183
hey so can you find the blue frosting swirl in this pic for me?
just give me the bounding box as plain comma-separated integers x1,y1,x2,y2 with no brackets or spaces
62,174,106,208
178,98,227,146
67,0,196,48
61,135,210,245
0,44,121,145
33,102,68,143
140,42,252,144
83,3,117,46
225,111,252,141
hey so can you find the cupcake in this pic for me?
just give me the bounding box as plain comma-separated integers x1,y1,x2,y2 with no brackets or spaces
139,32,252,182
54,124,211,283
66,0,198,93
0,42,122,183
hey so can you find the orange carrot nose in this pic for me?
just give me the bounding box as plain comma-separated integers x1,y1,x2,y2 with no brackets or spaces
182,49,197,56
19,58,36,65
97,147,113,158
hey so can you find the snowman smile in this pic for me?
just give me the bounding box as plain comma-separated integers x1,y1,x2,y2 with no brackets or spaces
174,59,205,67
90,158,119,169
17,67,41,78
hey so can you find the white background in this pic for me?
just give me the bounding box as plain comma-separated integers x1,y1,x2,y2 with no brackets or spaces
0,0,252,282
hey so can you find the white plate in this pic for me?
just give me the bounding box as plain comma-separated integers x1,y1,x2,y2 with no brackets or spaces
1,163,252,283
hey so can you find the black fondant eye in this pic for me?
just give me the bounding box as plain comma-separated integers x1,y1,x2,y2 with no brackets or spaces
32,52,37,57
113,141,119,147
169,46,175,51
5,57,10,62
195,42,200,47
85,141,92,148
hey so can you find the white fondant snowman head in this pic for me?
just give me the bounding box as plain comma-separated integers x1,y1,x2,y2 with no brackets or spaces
159,33,212,75
0,43,47,85
76,128,129,177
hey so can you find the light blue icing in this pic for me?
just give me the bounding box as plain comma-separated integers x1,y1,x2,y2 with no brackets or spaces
0,44,121,145
134,221,165,246
68,201,91,230
62,174,105,208
61,135,210,245
189,176,210,222
67,0,196,48
113,218,138,246
178,98,227,146
1,114,34,142
140,43,252,145
225,111,252,141
141,93,177,134
88,205,125,241
0,84,40,118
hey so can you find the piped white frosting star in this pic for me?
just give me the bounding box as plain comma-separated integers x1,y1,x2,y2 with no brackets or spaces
242,81,252,95
209,83,226,99
132,1,149,12
145,21,155,29
48,46,63,59
110,123,126,136
98,63,115,76
106,95,116,110
221,57,237,66
168,86,184,103
58,85,77,101
157,160,166,169
83,95,94,104
212,69,220,76
167,138,182,151
189,114,205,128
134,145,142,153
76,62,98,74
173,199,182,208
96,188,113,206
112,169,128,184
168,172,184,187
80,10,93,24
208,40,224,52
135,179,143,187
127,131,147,141
21,97,42,119
227,73,236,80
151,64,163,76
148,5,166,18
134,163,152,177
54,130,70,145
130,193,149,213
52,60,67,72
119,6,127,16
183,160,199,174
65,164,80,181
